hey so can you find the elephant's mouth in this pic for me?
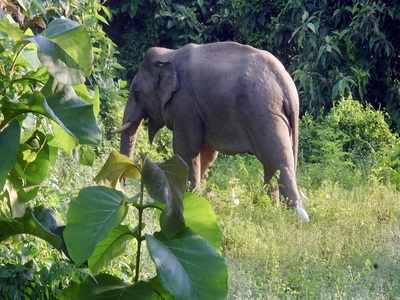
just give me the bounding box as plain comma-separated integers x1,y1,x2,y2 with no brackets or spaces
115,115,161,146
114,113,149,134
147,117,163,144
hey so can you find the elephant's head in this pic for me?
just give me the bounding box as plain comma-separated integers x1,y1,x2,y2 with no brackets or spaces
117,47,178,157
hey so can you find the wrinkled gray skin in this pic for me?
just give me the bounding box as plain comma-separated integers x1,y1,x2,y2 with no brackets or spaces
119,42,309,221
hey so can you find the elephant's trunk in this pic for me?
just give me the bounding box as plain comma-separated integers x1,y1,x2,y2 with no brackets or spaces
119,89,145,157
120,120,142,157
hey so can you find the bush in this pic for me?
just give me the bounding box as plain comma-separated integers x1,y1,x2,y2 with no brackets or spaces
300,98,399,187
328,99,397,160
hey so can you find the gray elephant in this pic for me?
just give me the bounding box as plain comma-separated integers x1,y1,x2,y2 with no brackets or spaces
117,42,309,222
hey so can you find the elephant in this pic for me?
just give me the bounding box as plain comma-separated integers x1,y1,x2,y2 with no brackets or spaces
117,41,309,222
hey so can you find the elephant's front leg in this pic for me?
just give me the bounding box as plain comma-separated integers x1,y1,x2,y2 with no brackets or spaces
200,144,218,180
188,154,201,190
172,128,203,191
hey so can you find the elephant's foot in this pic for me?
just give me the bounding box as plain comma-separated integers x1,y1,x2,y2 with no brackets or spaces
281,195,310,223
294,190,310,222
295,205,310,223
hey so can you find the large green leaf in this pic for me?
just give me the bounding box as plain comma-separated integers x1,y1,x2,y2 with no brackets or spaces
20,41,41,70
0,207,63,250
43,19,93,75
74,84,100,117
142,156,187,238
94,151,140,188
42,79,101,145
30,35,84,85
146,230,228,300
159,156,188,202
0,16,24,40
59,273,128,300
48,121,77,155
63,186,128,265
88,225,135,274
0,121,20,190
159,156,188,238
142,158,171,205
184,193,222,249
59,274,165,300
97,281,164,299
29,18,93,85
3,79,101,145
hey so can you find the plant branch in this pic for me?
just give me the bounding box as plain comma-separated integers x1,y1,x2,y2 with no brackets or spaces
9,42,30,80
134,177,144,283
11,77,46,85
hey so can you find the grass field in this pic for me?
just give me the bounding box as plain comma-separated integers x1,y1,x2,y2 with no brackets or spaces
207,155,400,299
2,142,400,299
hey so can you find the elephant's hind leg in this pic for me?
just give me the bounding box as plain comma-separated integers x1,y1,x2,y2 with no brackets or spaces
253,116,301,209
263,166,280,204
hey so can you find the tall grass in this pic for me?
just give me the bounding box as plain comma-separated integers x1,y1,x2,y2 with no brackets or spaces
208,155,400,299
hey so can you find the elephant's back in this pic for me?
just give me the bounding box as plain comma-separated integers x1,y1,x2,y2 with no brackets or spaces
179,43,261,153
182,42,256,101
176,42,299,154
182,42,295,113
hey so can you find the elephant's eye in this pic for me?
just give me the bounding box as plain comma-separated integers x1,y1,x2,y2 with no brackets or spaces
131,76,141,93
132,89,140,99
133,86,140,93
130,81,137,91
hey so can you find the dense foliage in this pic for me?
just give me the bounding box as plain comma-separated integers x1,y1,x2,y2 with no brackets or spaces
0,11,100,299
60,153,227,299
0,5,226,299
108,0,400,127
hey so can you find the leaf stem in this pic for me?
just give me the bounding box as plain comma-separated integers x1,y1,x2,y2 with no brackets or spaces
6,187,12,216
134,177,144,283
9,42,29,80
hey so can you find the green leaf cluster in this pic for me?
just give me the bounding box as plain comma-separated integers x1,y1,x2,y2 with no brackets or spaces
0,15,100,249
61,154,228,299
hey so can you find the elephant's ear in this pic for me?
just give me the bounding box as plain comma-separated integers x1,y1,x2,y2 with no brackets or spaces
154,60,178,108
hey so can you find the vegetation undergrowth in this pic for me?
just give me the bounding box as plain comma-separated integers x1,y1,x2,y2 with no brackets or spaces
207,154,400,299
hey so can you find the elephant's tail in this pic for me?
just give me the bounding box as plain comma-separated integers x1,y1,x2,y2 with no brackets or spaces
283,92,299,173
291,107,299,173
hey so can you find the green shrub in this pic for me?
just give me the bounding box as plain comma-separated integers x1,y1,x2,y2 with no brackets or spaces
300,97,398,187
327,99,397,161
